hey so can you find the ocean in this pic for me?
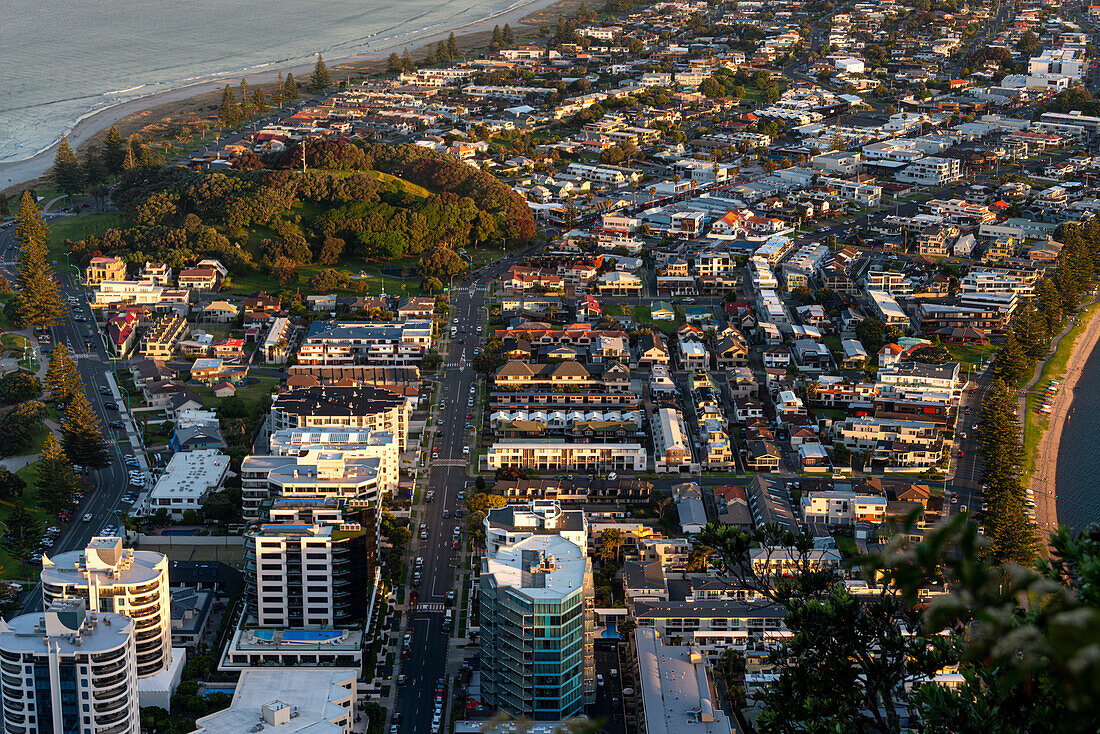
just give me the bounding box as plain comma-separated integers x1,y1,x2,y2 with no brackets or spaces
0,0,529,164
1056,341,1100,530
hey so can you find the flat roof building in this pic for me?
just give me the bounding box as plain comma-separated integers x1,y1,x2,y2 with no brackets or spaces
146,449,230,520
634,627,733,734
191,668,358,734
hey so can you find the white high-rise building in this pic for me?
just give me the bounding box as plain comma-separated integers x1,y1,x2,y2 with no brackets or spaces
41,538,173,680
0,599,141,734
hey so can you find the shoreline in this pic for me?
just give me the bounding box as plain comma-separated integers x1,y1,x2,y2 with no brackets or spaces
0,0,571,194
1029,302,1100,542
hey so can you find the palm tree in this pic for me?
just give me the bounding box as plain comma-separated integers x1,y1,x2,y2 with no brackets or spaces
599,528,624,564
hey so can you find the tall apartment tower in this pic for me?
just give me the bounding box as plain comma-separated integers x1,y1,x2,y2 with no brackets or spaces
244,504,372,628
40,537,172,679
479,534,594,720
0,599,141,734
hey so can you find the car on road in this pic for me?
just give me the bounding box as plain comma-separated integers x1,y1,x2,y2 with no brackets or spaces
397,674,408,686
104,402,118,410
109,421,125,430
597,674,605,687
82,513,92,522
442,509,450,518
961,505,968,513
99,386,111,395
455,510,463,519
446,591,455,602
452,540,460,550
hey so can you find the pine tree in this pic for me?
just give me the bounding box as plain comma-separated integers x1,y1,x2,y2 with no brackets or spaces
447,33,459,61
239,79,250,110
82,145,109,189
14,195,66,329
436,41,448,64
62,391,109,470
992,332,1029,386
977,379,1038,565
122,140,137,171
14,191,48,258
252,86,267,114
102,125,125,174
492,25,503,48
284,73,300,104
3,502,42,576
51,137,85,201
35,432,77,516
387,52,403,74
310,54,333,91
218,85,239,127
44,343,81,404
503,23,514,45
401,49,413,72
273,72,286,106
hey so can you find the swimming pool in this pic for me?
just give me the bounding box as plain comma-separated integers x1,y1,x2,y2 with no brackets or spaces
203,686,236,698
282,629,343,644
252,630,276,642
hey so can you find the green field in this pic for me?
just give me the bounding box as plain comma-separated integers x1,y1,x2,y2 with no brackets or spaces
46,211,125,266
189,377,278,411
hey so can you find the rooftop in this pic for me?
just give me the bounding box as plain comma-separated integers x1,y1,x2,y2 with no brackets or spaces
635,628,733,734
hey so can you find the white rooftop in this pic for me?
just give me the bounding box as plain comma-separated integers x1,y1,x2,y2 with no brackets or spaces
191,667,357,734
635,628,733,734
483,534,588,600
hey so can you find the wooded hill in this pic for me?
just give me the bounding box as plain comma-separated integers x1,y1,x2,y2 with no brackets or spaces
67,140,537,288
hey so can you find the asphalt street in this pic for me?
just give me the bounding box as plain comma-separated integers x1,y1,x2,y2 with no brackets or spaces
393,254,517,734
0,219,140,613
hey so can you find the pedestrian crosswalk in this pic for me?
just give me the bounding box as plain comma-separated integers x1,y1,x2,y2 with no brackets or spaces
71,352,99,360
416,603,445,613
431,459,467,467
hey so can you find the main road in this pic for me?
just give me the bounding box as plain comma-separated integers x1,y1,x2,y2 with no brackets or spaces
393,253,520,734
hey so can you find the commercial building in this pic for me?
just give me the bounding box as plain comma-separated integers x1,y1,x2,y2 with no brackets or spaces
0,600,140,734
191,668,358,734
265,449,385,504
146,449,230,520
41,538,175,682
270,385,409,451
634,627,734,734
800,490,888,526
297,320,433,366
480,535,594,720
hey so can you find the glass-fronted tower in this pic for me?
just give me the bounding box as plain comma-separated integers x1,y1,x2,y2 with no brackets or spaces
479,534,593,720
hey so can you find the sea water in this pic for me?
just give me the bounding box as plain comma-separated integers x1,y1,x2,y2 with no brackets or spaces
1056,341,1100,529
0,0,531,163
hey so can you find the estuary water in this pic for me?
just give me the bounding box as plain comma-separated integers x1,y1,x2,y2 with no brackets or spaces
0,0,531,163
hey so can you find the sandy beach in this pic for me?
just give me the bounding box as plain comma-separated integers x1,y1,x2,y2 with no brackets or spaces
0,0,574,195
1029,305,1100,541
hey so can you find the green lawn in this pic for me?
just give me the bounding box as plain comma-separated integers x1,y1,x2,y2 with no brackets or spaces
0,460,66,581
46,211,125,267
190,377,278,411
947,343,998,372
632,305,680,334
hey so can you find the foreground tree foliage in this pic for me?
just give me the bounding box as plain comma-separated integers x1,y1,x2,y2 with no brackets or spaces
3,502,42,575
696,517,1100,733
35,432,77,516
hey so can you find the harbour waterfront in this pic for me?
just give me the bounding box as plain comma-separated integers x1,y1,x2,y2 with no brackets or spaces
0,0,547,167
